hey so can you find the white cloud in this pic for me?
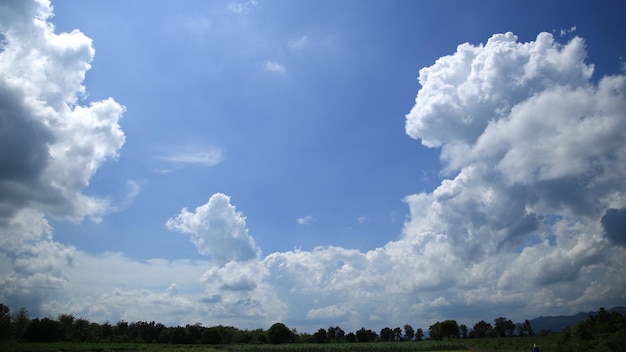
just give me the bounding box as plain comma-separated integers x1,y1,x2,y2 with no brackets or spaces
263,60,286,74
288,35,308,50
227,0,258,14
166,193,262,266
0,0,124,314
356,216,369,224
0,0,125,223
402,31,626,321
297,215,314,225
158,145,224,166
2,1,625,335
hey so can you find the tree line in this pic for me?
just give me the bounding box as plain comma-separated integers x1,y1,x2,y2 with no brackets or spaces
1,303,622,347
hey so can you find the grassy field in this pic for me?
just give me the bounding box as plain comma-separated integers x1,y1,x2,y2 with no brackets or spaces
463,335,559,352
0,341,467,352
0,337,562,352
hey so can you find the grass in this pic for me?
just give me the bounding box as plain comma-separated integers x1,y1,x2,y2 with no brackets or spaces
0,340,468,352
463,335,560,352
0,341,226,352
2,337,565,352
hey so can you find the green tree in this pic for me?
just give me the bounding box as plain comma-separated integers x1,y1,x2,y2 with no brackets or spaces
314,328,327,343
415,327,424,341
268,322,291,344
471,320,493,338
0,304,10,340
404,324,415,341
327,326,345,342
356,327,377,342
201,326,222,344
459,324,468,338
57,313,74,341
380,327,394,342
517,319,535,337
393,327,403,341
494,317,516,337
12,307,29,341
430,320,459,340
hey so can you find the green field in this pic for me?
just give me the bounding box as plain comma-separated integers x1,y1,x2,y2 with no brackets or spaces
0,338,561,352
0,340,469,352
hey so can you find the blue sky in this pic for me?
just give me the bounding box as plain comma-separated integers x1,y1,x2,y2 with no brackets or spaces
1,0,626,333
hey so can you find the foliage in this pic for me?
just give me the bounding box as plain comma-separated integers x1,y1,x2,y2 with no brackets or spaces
555,307,626,352
430,319,460,340
1,302,623,352
267,322,292,344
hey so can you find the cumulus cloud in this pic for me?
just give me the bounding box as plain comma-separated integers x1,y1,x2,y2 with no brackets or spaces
601,208,626,246
161,31,626,331
402,31,626,316
0,0,125,223
0,0,125,314
2,1,625,333
166,193,261,266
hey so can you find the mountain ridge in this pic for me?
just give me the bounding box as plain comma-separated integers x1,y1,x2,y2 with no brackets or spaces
527,306,626,332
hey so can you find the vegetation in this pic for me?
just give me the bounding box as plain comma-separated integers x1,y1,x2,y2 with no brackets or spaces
0,304,623,352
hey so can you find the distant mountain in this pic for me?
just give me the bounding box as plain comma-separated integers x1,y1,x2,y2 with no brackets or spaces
528,306,626,333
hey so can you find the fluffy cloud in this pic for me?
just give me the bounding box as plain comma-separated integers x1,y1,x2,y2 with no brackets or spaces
0,0,124,314
2,0,625,334
0,0,125,223
403,31,626,317
166,193,262,266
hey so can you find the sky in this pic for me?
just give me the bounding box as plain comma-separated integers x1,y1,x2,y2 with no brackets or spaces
1,0,626,334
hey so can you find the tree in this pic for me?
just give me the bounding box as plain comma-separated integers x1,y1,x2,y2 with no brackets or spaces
268,322,291,344
57,313,75,341
12,307,29,341
327,326,345,342
380,327,394,342
0,304,10,340
494,317,515,337
26,317,58,342
404,324,415,341
430,320,459,340
201,327,222,344
393,327,403,341
459,324,468,339
471,320,493,338
313,328,327,343
517,319,534,337
356,327,377,342
415,328,424,341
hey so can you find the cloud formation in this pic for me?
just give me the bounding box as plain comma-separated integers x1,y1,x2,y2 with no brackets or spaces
0,0,125,224
2,1,625,334
263,60,286,74
166,193,261,266
0,0,124,313
402,31,626,313
158,145,224,166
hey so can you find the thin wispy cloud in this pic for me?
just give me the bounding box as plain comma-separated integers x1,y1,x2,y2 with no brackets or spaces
288,35,308,50
227,0,258,14
297,215,314,225
263,60,286,74
158,146,224,166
